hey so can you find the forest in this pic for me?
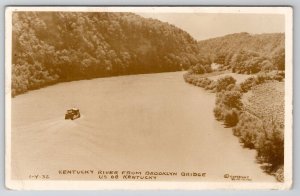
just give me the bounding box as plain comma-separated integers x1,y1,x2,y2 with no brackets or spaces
12,12,284,97
12,12,209,96
198,32,285,73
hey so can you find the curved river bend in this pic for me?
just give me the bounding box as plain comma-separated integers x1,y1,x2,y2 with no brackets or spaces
11,71,275,182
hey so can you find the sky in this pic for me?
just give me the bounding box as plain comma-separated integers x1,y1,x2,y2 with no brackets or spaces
136,13,285,40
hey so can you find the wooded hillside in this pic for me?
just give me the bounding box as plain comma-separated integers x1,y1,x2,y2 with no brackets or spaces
12,12,209,96
197,32,285,73
12,12,285,96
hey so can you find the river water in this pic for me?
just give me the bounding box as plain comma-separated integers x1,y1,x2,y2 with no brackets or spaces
11,71,275,182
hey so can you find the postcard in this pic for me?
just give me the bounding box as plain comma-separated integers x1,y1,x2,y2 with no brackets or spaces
5,6,293,190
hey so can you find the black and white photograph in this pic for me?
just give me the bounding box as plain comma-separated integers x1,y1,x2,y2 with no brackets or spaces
5,6,293,190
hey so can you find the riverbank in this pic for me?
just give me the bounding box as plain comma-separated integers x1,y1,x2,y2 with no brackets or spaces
183,71,285,182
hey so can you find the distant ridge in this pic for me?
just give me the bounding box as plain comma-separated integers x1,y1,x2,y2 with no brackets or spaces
197,32,285,73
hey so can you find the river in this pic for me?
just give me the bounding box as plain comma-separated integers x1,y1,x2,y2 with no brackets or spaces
11,71,275,182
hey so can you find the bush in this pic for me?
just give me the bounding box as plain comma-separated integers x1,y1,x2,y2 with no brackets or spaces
256,118,284,171
255,73,273,84
224,108,239,127
189,64,205,74
226,83,235,91
240,77,256,93
222,90,243,110
207,81,216,90
202,78,212,86
203,64,213,73
216,76,236,92
189,64,212,75
214,90,242,124
213,105,224,120
232,126,241,136
234,112,261,149
261,60,275,72
240,128,257,149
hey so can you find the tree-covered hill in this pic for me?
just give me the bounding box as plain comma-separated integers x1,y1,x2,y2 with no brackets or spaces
197,32,285,73
12,12,285,97
12,12,209,96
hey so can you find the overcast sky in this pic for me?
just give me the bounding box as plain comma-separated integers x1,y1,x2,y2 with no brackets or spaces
136,13,285,40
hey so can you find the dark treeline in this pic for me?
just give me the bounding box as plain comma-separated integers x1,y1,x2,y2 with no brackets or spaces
12,12,209,96
198,32,285,74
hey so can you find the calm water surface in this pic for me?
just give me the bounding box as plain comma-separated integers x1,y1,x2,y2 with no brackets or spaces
11,71,275,182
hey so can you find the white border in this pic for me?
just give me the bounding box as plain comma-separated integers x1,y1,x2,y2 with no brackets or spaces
5,6,293,190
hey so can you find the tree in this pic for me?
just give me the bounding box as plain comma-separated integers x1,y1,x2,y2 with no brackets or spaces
222,90,242,110
256,118,284,171
224,108,239,127
272,47,285,71
216,76,236,92
261,60,275,71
